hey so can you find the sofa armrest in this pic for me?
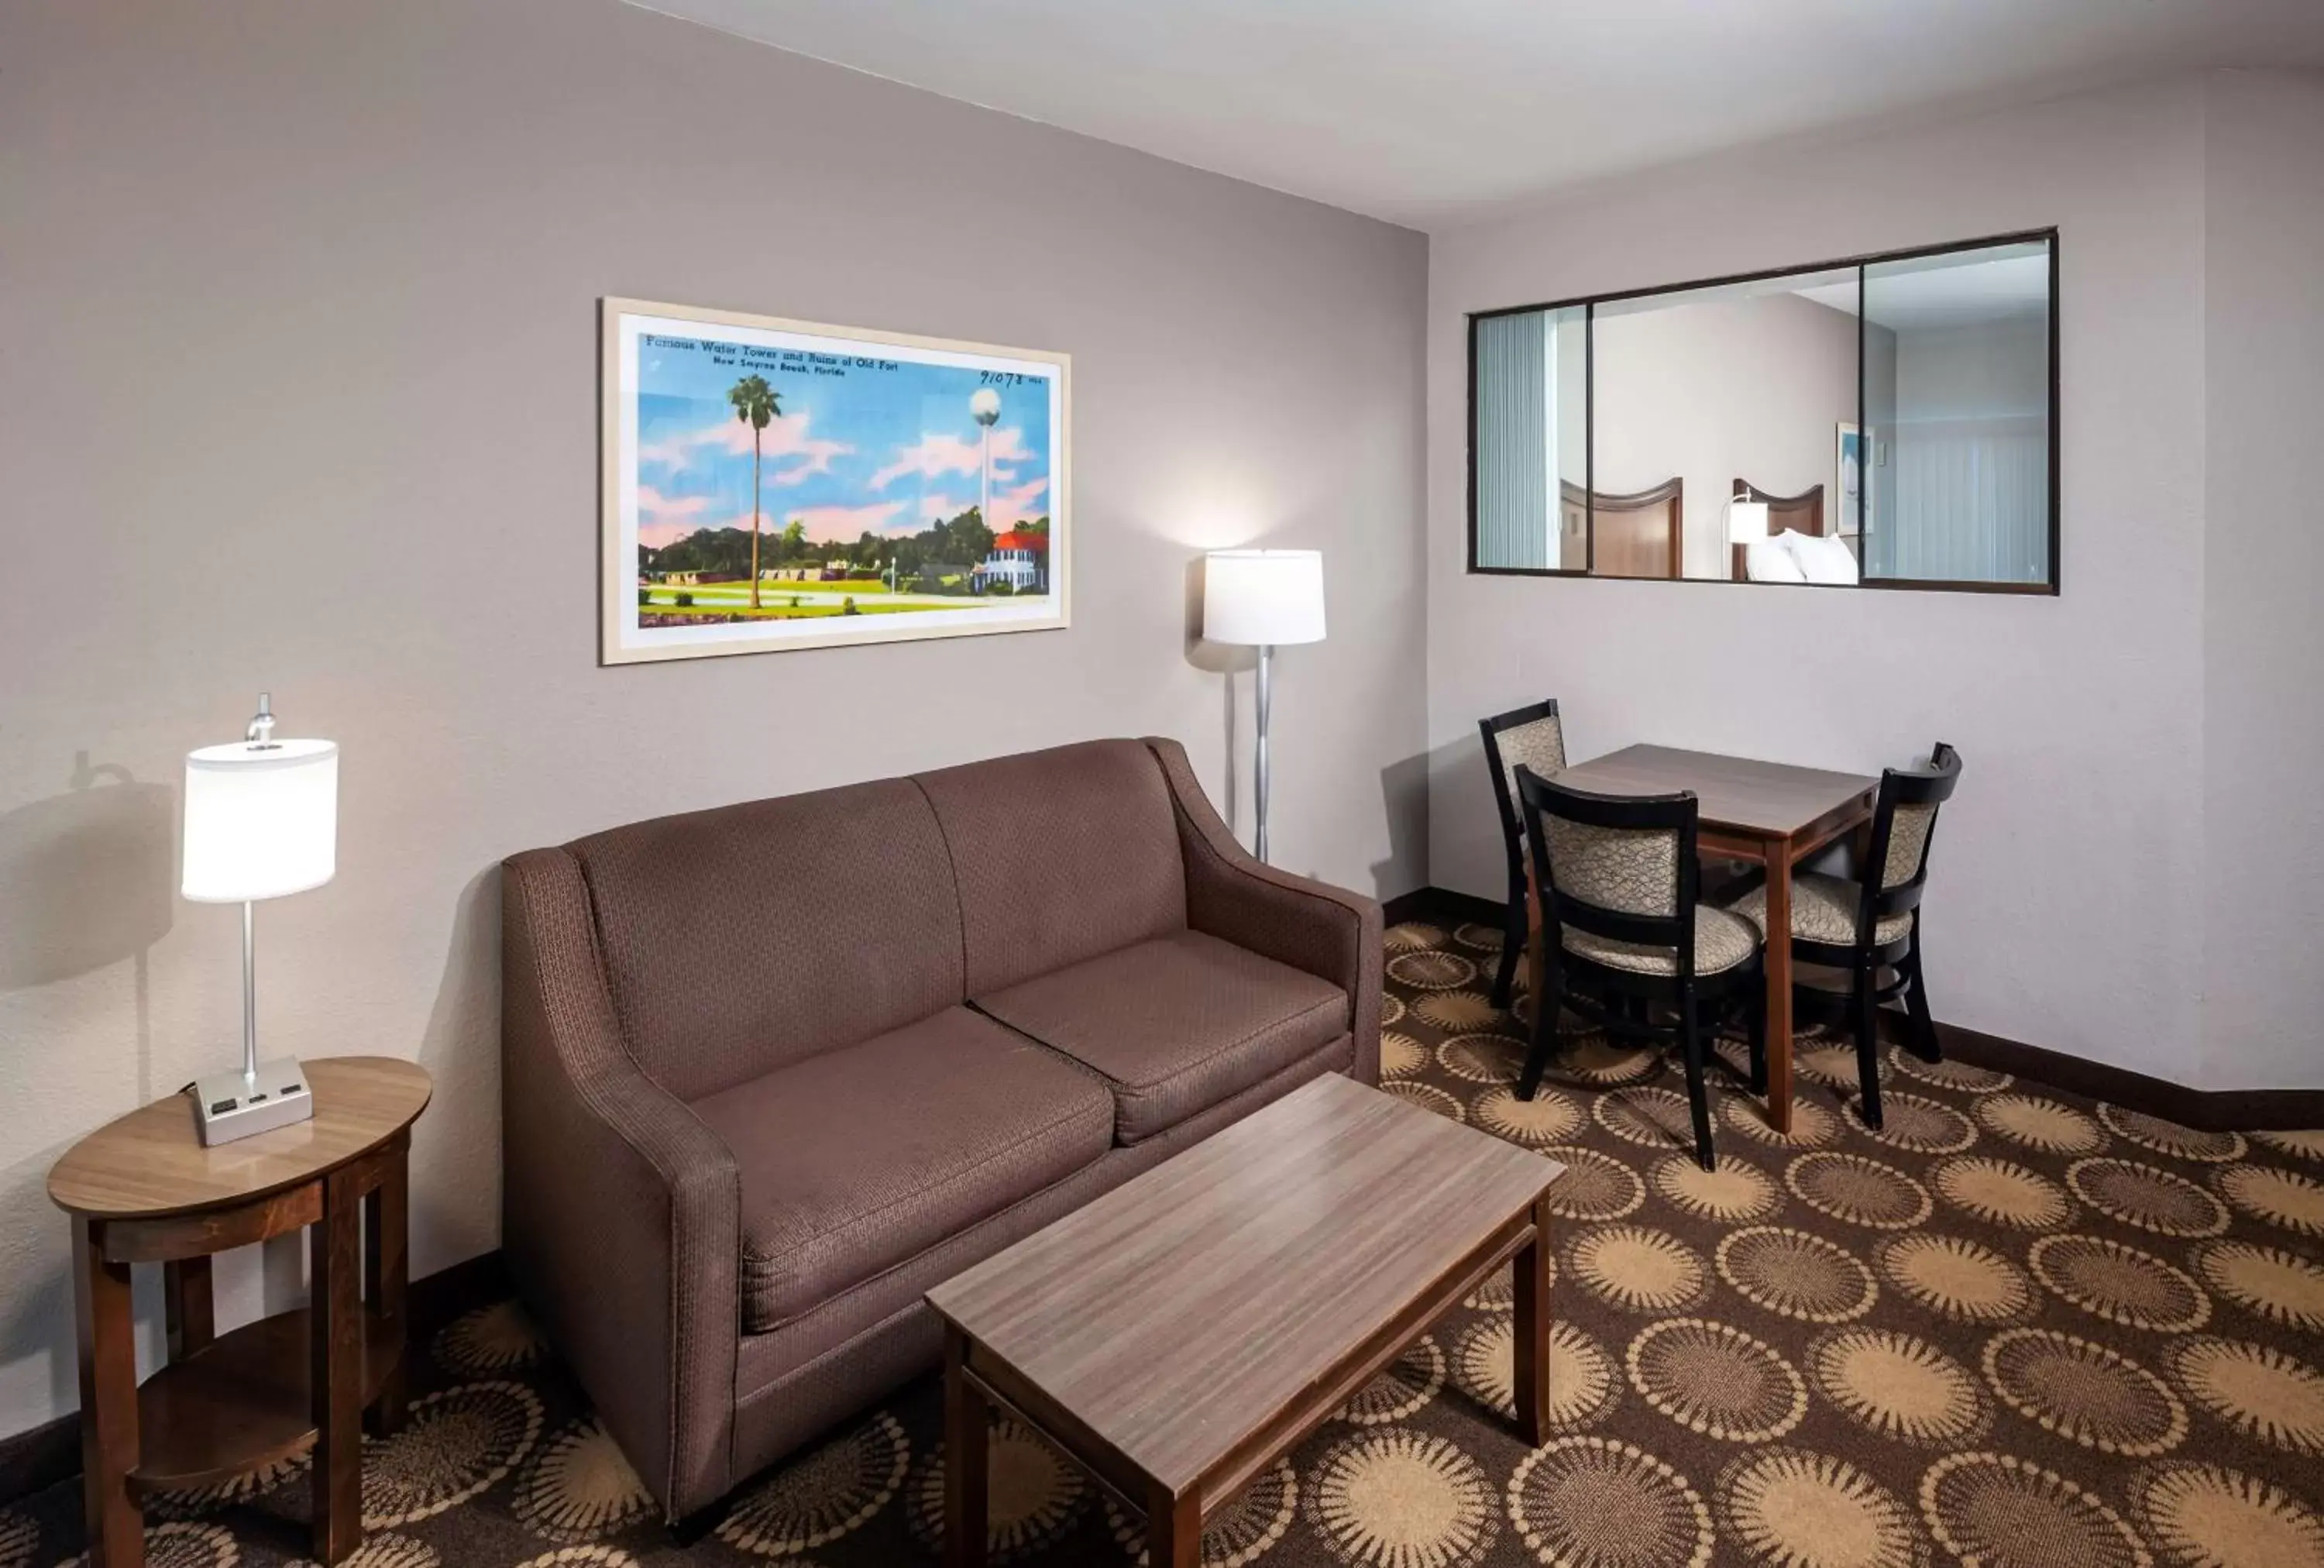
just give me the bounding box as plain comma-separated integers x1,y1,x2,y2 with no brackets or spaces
1143,737,1384,1083
500,848,741,1522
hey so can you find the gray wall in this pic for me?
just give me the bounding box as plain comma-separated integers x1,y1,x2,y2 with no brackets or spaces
1430,76,2214,1085
0,0,1428,1436
2202,69,2324,1091
1428,68,2324,1093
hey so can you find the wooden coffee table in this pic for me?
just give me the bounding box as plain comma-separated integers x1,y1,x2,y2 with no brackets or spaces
927,1072,1564,1567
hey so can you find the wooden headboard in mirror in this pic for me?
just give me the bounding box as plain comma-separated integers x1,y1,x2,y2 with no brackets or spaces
1730,480,1824,581
1560,478,1683,579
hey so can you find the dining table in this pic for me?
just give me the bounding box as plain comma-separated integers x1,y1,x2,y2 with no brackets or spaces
1526,743,1881,1136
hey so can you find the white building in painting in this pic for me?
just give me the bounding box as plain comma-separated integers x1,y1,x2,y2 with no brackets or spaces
974,529,1045,592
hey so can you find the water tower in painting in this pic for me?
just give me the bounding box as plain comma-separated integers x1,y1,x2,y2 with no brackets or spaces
970,387,1002,535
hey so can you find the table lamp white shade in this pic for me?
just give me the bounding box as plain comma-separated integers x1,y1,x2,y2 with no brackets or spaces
182,739,339,903
1203,549,1326,645
1725,496,1772,546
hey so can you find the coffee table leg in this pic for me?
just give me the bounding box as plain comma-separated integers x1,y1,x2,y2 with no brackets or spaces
74,1218,142,1568
1149,1484,1201,1568
312,1167,364,1565
1513,1197,1552,1446
944,1327,988,1568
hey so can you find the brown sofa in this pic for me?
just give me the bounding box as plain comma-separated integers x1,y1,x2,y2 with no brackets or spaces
500,737,1382,1522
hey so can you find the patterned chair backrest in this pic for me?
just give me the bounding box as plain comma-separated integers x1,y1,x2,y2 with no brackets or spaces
1880,804,1938,890
1542,817,1679,917
1872,743,1963,895
1480,700,1567,896
1494,713,1567,828
1516,765,1700,964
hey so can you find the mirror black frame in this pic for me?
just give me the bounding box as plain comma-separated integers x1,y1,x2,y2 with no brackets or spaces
1465,227,2061,596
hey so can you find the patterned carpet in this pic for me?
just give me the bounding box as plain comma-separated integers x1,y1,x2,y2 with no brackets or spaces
9,915,2324,1567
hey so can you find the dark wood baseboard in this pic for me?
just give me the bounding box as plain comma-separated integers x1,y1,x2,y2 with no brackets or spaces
0,1248,511,1505
0,1410,77,1509
1399,885,2324,1133
1385,886,1504,930
408,1246,511,1337
1907,1017,2324,1133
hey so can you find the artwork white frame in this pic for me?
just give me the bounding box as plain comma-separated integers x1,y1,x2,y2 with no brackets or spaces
600,298,1071,665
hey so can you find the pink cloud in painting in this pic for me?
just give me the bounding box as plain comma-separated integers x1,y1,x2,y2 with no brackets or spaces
639,408,852,485
637,486,717,549
868,428,1032,490
987,475,1052,531
919,493,969,521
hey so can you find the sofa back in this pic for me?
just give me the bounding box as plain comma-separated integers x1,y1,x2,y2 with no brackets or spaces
559,738,1191,1101
569,777,964,1102
914,738,1188,995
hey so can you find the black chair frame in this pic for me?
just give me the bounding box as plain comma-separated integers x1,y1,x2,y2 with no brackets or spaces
1515,765,1765,1171
1479,697,1563,1008
1779,742,1962,1130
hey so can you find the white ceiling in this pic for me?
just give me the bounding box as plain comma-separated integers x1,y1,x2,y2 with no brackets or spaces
630,0,2324,229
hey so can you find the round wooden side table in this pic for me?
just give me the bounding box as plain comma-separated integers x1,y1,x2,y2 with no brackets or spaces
48,1057,432,1568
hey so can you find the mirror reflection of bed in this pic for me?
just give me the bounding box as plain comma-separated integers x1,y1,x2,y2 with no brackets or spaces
1731,478,1861,585
1562,478,1683,578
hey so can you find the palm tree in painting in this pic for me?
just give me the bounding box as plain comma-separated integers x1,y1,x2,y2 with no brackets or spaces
728,374,781,609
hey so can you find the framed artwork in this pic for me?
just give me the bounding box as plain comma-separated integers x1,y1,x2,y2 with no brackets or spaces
601,298,1069,664
1834,421,1868,538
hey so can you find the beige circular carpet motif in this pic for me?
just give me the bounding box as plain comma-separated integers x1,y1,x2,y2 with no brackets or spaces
9,919,2319,1566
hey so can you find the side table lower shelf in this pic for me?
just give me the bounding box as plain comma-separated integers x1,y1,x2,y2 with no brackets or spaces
130,1308,404,1498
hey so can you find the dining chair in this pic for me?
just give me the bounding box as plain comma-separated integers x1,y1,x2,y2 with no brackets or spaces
1514,765,1767,1171
1729,742,1963,1130
1479,698,1566,1007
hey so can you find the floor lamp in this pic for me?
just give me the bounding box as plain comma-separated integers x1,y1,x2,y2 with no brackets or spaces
1203,549,1326,864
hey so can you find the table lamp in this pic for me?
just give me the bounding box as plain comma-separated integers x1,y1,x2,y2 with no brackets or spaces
1202,549,1325,864
181,694,338,1145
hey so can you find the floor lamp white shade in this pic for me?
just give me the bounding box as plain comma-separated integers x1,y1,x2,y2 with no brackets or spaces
180,698,338,1144
1202,549,1326,646
1203,550,1326,865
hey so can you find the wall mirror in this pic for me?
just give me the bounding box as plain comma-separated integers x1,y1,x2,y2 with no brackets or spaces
1469,231,2057,593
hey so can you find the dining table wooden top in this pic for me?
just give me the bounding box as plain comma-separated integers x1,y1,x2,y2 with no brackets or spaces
1552,744,1879,840
1529,742,1883,1137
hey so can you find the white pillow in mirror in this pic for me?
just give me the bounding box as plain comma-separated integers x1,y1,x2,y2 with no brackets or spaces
1782,530,1859,586
1745,538,1808,583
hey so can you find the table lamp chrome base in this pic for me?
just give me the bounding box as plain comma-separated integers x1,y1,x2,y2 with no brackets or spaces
189,1057,314,1146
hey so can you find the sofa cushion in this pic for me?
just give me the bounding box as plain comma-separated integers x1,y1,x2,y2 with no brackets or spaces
569,778,964,1102
689,1006,1114,1332
975,929,1348,1144
914,739,1187,996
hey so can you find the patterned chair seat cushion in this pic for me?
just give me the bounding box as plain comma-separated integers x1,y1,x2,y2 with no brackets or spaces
1560,905,1760,976
1732,872,1913,947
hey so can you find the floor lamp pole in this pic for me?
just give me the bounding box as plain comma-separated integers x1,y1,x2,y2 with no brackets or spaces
1255,642,1274,864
